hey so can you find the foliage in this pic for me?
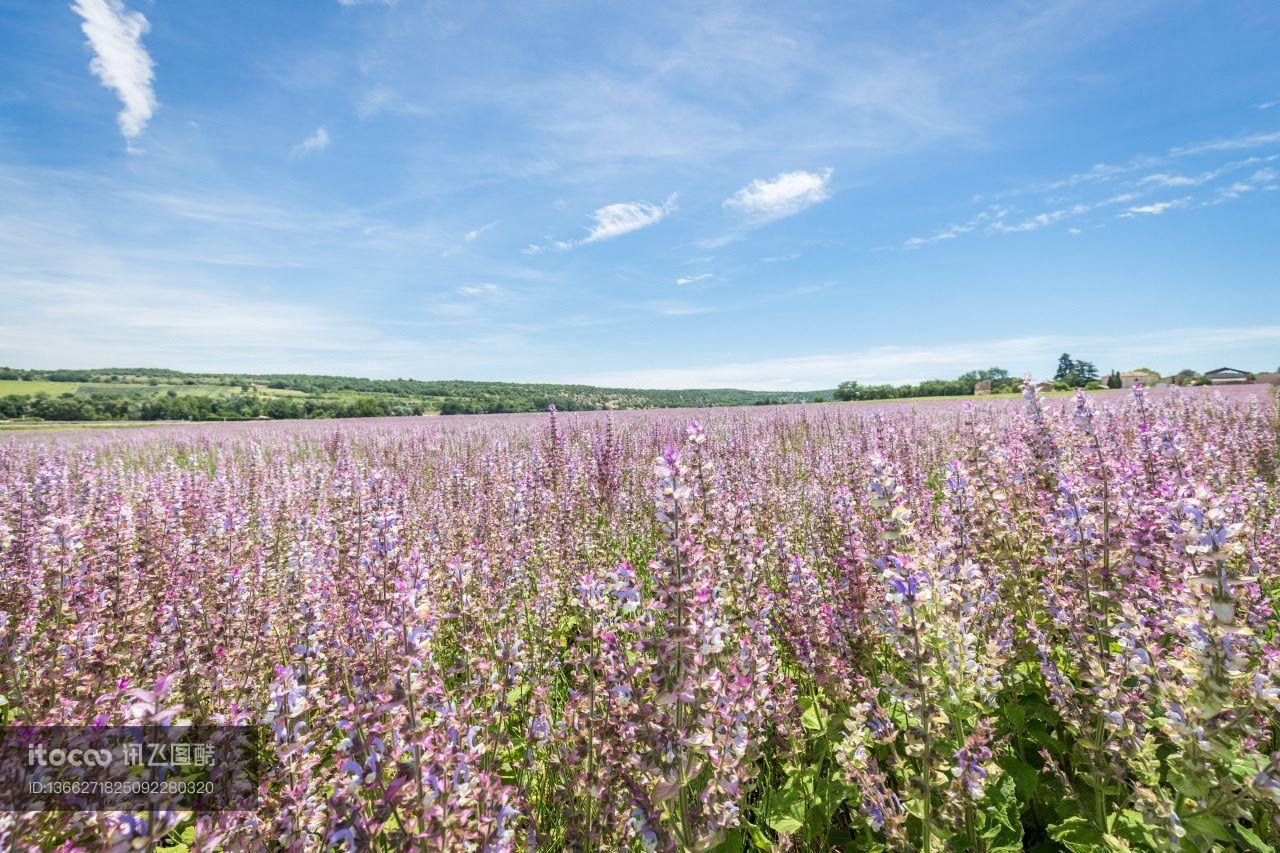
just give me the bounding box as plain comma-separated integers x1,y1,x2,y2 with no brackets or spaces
1054,353,1101,388
1,385,1278,849
834,368,1024,402
0,367,830,423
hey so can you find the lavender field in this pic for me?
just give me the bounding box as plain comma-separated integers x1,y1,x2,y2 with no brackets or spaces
1,383,1278,851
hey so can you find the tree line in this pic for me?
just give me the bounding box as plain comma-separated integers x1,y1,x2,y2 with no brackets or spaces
833,367,1021,402
0,392,428,422
830,355,1140,403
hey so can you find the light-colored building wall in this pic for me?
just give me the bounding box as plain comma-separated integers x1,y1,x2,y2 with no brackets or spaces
1118,371,1160,389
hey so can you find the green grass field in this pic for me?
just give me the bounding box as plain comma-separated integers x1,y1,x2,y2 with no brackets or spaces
0,379,69,395
0,380,311,399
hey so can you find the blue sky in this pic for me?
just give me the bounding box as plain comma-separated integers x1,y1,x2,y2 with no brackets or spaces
0,0,1278,389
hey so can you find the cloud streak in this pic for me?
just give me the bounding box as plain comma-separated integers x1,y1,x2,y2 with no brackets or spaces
1119,197,1189,217
542,195,678,250
71,0,158,143
903,133,1280,247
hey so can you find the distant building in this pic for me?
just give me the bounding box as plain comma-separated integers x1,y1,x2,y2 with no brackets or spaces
1203,367,1251,384
1118,370,1161,389
1256,372,1280,386
973,379,992,395
1035,381,1056,393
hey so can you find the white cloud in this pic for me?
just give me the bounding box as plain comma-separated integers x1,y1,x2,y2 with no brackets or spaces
990,203,1089,233
0,275,395,368
1168,131,1280,157
675,273,713,286
548,194,677,249
724,168,833,222
71,0,158,142
290,127,331,158
577,325,1280,390
907,135,1280,249
653,302,716,316
1211,168,1278,202
1139,172,1200,188
339,0,396,6
455,282,506,298
904,223,973,248
1258,100,1279,110
464,221,499,241
1119,197,1190,217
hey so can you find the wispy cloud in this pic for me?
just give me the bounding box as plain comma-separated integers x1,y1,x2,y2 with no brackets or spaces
675,273,712,286
455,282,507,298
1258,100,1279,111
464,221,499,241
904,132,1280,247
653,302,716,317
904,221,981,248
1140,173,1201,188
1119,197,1190,217
1211,167,1279,201
1168,131,1280,157
71,0,158,143
578,325,1280,390
542,194,678,250
290,127,331,158
724,168,833,223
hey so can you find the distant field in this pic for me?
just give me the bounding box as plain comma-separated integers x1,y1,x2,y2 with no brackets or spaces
0,379,67,395
0,420,167,432
0,380,309,399
73,382,243,397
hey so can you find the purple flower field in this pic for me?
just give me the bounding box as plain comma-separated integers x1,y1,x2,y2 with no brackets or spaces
1,383,1278,850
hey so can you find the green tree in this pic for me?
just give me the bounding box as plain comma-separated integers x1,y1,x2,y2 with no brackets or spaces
833,381,862,401
1055,353,1075,382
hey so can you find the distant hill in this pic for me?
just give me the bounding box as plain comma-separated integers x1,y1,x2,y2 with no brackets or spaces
0,366,831,423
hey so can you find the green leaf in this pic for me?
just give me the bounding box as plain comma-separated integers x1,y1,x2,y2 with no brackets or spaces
998,755,1040,798
1230,752,1267,780
1026,720,1064,753
1167,770,1211,800
799,696,825,732
1182,813,1234,845
1234,825,1273,853
744,823,773,851
765,768,814,835
1048,817,1109,853
1107,810,1157,850
980,774,1024,849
